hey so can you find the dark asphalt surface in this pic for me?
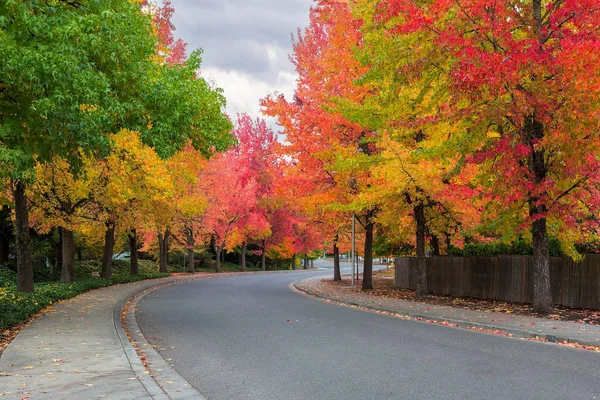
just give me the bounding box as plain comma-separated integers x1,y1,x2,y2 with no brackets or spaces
137,266,600,400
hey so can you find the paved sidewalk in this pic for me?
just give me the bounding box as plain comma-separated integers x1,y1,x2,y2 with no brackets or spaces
0,276,207,400
294,276,600,349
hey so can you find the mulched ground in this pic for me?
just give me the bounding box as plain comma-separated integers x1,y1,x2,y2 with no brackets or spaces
322,274,600,326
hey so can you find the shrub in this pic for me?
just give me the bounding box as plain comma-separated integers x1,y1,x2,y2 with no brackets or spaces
0,266,16,288
76,260,103,278
111,259,159,275
32,266,61,283
448,238,563,257
202,259,217,270
0,273,169,331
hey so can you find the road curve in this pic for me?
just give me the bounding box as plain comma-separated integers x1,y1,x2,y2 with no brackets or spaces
136,266,600,400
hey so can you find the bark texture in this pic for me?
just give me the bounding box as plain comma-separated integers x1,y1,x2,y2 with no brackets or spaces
261,241,266,271
13,181,33,292
102,222,115,278
61,228,76,283
0,206,12,266
430,234,440,256
54,227,63,275
333,241,341,282
361,210,375,291
415,203,428,298
186,227,195,273
241,242,247,272
129,229,138,276
524,105,553,313
215,247,222,273
158,231,169,273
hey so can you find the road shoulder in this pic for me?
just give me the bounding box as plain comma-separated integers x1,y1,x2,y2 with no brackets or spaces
293,276,600,350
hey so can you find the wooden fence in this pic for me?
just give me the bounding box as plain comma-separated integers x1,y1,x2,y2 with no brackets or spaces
394,255,600,309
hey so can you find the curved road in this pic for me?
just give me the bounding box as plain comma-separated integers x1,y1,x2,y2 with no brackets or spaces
137,262,600,400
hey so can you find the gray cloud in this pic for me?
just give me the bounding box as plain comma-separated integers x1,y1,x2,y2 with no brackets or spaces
170,0,311,80
167,0,312,129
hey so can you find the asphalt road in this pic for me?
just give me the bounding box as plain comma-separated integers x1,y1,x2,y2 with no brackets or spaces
137,262,600,400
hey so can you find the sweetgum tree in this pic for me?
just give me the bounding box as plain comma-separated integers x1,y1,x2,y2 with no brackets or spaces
356,0,600,312
0,0,155,291
262,0,380,289
0,0,232,291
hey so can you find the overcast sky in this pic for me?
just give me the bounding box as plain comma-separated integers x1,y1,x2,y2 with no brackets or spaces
169,0,313,128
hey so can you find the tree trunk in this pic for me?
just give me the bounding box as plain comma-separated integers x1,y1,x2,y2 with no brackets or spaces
215,246,222,273
303,256,309,270
186,227,195,273
158,230,169,273
102,222,115,278
531,214,552,313
54,227,63,273
430,233,440,256
291,254,297,270
241,242,247,272
13,180,34,292
129,229,138,276
362,211,374,291
0,206,12,266
444,234,452,254
415,203,428,297
333,240,341,282
523,2,552,313
0,238,9,266
526,113,553,313
261,241,266,271
187,246,195,273
61,228,76,284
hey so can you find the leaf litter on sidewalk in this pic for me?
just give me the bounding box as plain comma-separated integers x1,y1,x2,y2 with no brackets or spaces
321,277,600,326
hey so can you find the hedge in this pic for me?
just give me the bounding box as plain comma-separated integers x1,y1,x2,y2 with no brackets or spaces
0,271,169,331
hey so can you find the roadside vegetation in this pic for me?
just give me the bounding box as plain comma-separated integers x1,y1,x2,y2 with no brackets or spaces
1,0,599,342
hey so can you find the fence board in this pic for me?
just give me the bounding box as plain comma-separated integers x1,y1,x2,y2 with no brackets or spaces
394,255,600,309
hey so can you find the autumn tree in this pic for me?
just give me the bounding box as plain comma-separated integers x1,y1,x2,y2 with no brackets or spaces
0,0,233,291
0,0,158,291
262,0,377,289
201,154,262,272
141,0,187,65
357,0,600,312
29,155,101,283
230,115,277,270
162,146,209,273
93,130,173,277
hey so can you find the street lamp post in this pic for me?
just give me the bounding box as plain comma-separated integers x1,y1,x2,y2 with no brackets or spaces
351,213,356,287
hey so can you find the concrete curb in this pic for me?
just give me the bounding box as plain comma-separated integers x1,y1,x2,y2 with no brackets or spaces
114,299,169,399
122,278,212,400
292,279,600,349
